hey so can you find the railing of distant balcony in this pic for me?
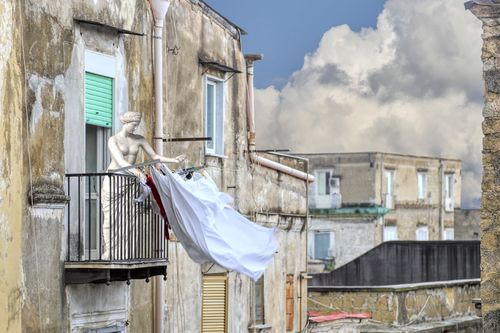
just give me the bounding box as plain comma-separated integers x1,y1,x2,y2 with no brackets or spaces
65,172,167,262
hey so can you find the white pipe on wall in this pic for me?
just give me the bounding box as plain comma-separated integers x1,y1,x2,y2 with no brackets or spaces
244,55,315,183
148,1,170,333
154,24,164,154
251,154,314,182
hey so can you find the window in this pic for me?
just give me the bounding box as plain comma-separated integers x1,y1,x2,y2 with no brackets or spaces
445,174,454,199
254,276,264,325
315,170,340,209
384,170,395,209
285,274,294,332
444,228,454,240
313,232,334,260
202,274,228,333
416,226,429,241
383,226,398,241
417,172,427,200
204,76,224,156
316,170,331,196
84,50,115,258
444,173,454,212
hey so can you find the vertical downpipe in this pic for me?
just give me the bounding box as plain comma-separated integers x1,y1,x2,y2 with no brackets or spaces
438,159,444,240
149,1,170,332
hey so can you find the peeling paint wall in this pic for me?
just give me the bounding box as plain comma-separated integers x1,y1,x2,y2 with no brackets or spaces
0,0,25,332
162,1,308,332
4,0,308,332
13,0,156,332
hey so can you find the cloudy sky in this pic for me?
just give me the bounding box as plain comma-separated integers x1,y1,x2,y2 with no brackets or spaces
205,0,484,208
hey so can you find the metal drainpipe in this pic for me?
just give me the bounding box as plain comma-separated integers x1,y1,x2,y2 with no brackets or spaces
244,54,315,183
300,159,310,332
380,153,385,242
438,159,444,240
148,1,170,332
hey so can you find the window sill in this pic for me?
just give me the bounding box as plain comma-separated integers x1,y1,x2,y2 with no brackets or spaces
205,153,228,159
248,324,272,332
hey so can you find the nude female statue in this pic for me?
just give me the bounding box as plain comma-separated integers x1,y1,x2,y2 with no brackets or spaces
101,111,185,260
107,111,185,176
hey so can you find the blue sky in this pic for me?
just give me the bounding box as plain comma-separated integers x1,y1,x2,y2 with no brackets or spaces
204,0,387,88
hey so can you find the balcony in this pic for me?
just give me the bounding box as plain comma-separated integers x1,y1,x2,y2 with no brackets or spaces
65,173,168,284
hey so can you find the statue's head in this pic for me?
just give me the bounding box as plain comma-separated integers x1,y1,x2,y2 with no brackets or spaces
120,111,142,133
120,111,142,124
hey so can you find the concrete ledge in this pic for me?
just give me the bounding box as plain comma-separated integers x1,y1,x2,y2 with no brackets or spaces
309,316,482,333
309,278,481,293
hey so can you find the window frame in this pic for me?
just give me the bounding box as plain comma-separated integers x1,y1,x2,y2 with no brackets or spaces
201,273,228,333
445,173,454,200
83,50,116,259
416,226,429,241
385,169,395,195
204,75,225,157
444,228,455,240
315,169,333,196
254,276,265,325
383,225,398,241
312,231,335,260
417,171,427,200
384,169,395,209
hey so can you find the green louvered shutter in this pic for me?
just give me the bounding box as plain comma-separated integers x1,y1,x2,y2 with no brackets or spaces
85,72,113,128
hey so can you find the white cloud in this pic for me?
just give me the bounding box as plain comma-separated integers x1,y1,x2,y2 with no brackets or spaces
254,0,483,208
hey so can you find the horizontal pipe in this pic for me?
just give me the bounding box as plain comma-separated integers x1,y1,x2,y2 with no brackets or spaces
250,153,315,182
153,136,212,142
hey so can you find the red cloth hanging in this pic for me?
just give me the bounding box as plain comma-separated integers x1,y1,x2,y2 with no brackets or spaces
146,175,171,240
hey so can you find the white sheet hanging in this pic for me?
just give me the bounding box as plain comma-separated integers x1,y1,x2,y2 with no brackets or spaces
150,166,278,281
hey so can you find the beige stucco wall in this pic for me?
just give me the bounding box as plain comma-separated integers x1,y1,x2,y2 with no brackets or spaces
0,0,157,331
309,217,379,268
302,153,462,242
381,155,461,241
302,153,377,206
0,1,24,332
379,154,461,207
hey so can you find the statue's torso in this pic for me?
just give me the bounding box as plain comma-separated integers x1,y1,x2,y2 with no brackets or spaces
107,133,144,170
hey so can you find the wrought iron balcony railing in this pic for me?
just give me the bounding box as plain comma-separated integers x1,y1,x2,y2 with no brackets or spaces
65,172,168,284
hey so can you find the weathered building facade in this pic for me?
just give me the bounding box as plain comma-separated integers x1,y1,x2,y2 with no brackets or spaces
466,1,500,331
455,208,481,240
297,152,461,269
0,1,309,332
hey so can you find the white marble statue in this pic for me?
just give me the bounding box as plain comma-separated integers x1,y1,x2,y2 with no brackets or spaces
101,111,185,260
107,111,185,177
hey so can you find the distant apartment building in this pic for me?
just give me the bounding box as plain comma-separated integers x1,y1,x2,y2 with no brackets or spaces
295,152,462,269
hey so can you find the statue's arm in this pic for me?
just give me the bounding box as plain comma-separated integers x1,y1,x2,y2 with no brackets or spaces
139,137,185,164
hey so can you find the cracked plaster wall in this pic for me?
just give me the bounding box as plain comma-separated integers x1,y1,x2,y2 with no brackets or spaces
3,0,308,331
469,3,500,332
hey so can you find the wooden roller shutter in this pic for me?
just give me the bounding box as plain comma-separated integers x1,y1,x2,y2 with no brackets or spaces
85,72,113,128
202,274,228,333
286,274,294,331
